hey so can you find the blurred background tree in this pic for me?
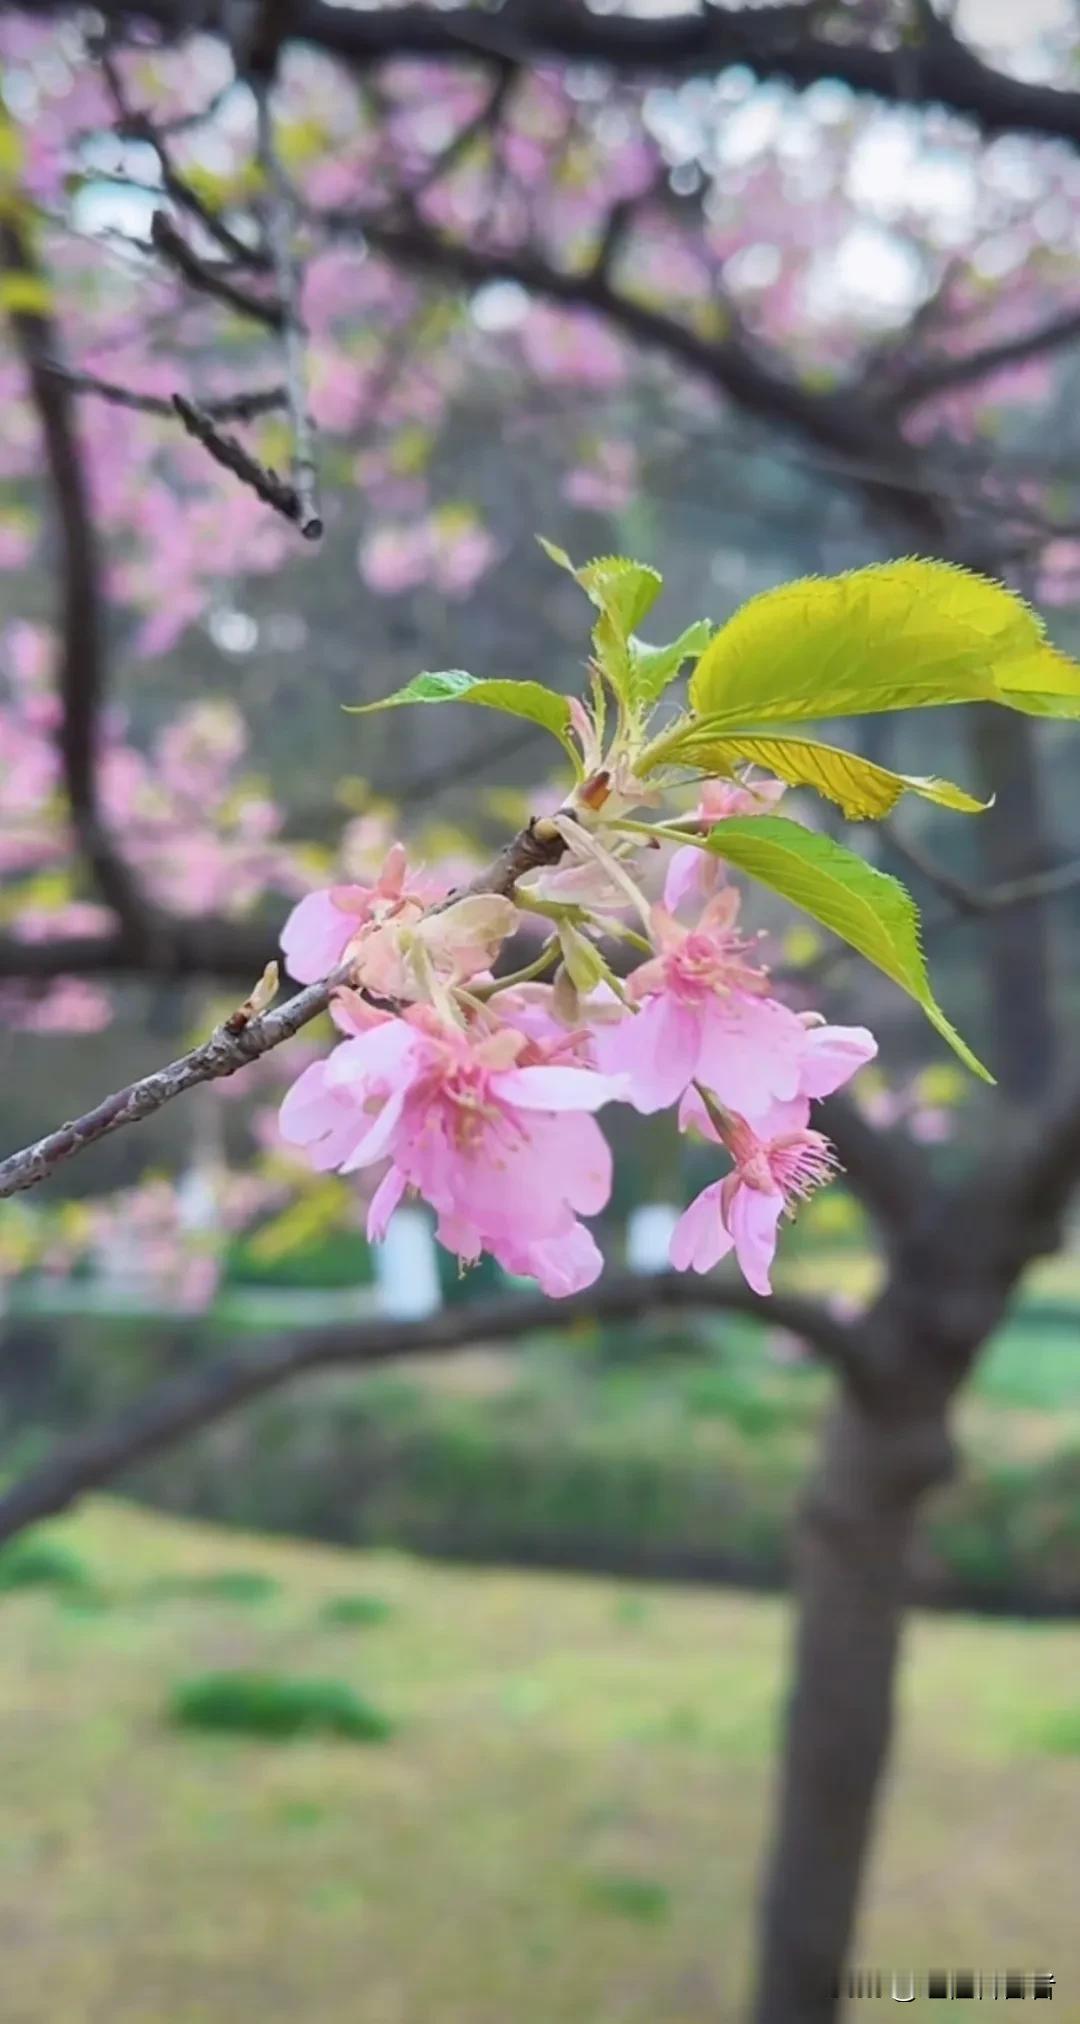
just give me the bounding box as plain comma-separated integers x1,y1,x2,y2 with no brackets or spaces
5,4,1080,2019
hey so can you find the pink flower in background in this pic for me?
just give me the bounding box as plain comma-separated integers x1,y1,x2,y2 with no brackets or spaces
520,304,626,388
592,893,810,1120
664,774,786,914
278,1007,627,1295
670,1119,839,1295
564,440,638,515
359,523,431,596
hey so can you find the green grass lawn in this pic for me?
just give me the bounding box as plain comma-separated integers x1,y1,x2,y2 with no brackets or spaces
0,1500,1076,2021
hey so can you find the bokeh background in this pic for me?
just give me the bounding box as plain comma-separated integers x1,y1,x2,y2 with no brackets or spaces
3,2,1080,2018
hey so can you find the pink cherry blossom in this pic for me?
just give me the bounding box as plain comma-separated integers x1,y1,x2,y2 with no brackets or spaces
665,774,787,913
670,1119,839,1296
278,1007,627,1294
591,891,811,1120
280,845,420,983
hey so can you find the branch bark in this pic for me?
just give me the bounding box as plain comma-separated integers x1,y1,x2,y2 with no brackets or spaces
0,217,149,936
0,1271,853,1549
0,815,570,1197
47,2,1080,154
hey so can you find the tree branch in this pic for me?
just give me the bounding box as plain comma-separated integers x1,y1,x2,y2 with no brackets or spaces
39,360,288,422
172,392,317,530
149,208,283,326
48,0,1080,152
880,301,1080,413
0,1270,856,1549
0,217,150,936
252,71,322,538
0,815,570,1198
815,1093,926,1235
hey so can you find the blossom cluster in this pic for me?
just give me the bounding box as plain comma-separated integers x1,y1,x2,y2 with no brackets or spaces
277,777,876,1299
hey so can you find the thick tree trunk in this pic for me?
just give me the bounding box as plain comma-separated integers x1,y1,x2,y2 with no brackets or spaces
751,1387,955,2024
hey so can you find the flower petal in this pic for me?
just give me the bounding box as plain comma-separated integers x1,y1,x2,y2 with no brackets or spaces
339,1086,407,1173
591,994,699,1114
725,1182,783,1297
491,1064,628,1112
797,1023,878,1099
669,1182,733,1274
367,1163,407,1241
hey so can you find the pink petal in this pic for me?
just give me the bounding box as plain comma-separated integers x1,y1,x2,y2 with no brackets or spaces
592,994,700,1114
522,1221,604,1297
491,1064,628,1112
669,1182,733,1274
797,1023,878,1099
280,889,356,984
277,1060,371,1171
367,1164,407,1241
726,1183,783,1297
663,844,710,914
324,1018,421,1095
695,994,807,1119
339,1086,408,1173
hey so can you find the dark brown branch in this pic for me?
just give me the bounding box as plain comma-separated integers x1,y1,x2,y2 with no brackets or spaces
0,816,568,1198
881,301,1080,413
884,829,1080,917
99,38,271,271
41,358,288,421
149,209,284,326
0,1271,856,1549
324,208,893,476
0,917,276,985
0,219,150,936
172,392,314,529
60,0,1080,152
815,1093,926,1236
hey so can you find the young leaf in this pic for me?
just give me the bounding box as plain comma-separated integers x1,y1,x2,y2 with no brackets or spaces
576,554,664,642
538,539,663,703
687,559,1080,728
660,730,986,820
345,670,578,763
702,814,993,1081
628,620,713,711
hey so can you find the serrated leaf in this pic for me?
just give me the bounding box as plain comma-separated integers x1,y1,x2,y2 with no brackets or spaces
687,559,1080,728
345,670,577,763
702,814,993,1081
539,538,664,706
576,554,663,641
664,730,986,820
628,620,713,710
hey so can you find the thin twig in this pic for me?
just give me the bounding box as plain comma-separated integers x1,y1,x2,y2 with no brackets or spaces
99,41,270,272
41,358,287,422
884,829,1080,916
0,816,568,1199
172,393,313,529
150,209,283,327
253,77,322,539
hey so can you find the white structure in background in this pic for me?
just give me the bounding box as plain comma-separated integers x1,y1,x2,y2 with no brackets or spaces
374,1206,442,1319
626,1203,681,1274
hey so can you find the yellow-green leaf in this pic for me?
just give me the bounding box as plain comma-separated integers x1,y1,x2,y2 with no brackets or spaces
0,270,51,317
628,620,713,710
664,730,986,820
687,559,1080,728
703,814,993,1081
539,539,663,704
345,669,578,766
